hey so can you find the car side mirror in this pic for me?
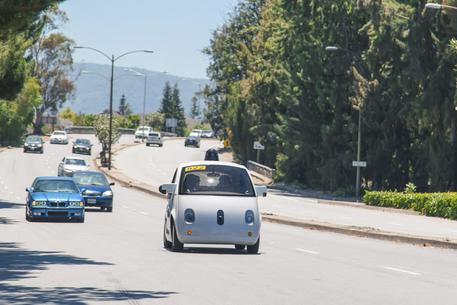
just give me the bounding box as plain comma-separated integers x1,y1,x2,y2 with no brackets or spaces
159,183,176,195
255,185,268,197
109,182,115,186
26,187,33,193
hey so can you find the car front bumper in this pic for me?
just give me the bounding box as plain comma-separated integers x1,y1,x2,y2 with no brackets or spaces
176,224,260,245
29,207,84,219
24,146,42,151
74,147,91,153
51,139,68,144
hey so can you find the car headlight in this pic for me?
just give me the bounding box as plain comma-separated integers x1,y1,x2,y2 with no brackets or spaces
69,201,84,207
102,190,113,197
31,200,47,207
37,144,42,147
24,143,29,146
64,169,73,173
184,208,195,223
245,210,255,224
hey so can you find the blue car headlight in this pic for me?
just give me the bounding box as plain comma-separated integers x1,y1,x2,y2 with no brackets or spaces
31,200,47,207
102,190,113,197
69,201,84,207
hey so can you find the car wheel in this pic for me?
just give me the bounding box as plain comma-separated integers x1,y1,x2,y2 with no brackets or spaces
88,150,91,155
40,149,44,154
235,244,245,250
106,207,113,213
23,149,26,153
246,237,260,254
163,223,172,249
146,143,149,147
77,217,85,223
171,223,183,252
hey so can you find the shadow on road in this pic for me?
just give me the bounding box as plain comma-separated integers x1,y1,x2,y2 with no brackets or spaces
0,199,23,225
0,242,176,304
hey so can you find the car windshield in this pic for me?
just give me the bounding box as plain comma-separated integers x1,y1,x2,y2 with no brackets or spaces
75,139,90,145
26,136,41,143
189,132,200,137
179,165,254,196
138,127,149,131
33,179,79,193
53,131,66,135
73,172,109,186
149,133,159,137
65,158,86,166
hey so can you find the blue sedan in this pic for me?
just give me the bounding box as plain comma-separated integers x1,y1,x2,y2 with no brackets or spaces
25,177,85,222
72,171,114,212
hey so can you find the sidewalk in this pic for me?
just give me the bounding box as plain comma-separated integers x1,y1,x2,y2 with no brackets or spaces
97,143,457,249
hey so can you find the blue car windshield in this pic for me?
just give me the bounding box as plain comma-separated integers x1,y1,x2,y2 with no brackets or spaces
73,172,109,186
33,180,79,193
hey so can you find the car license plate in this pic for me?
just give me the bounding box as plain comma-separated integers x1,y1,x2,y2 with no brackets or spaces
87,199,96,204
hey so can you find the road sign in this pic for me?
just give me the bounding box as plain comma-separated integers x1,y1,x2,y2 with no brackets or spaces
253,141,265,150
165,118,177,128
352,161,367,167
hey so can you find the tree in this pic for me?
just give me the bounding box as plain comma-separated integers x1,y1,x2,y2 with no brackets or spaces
145,112,165,131
59,107,77,123
94,114,121,165
118,94,132,116
190,95,201,119
30,9,75,134
159,82,187,135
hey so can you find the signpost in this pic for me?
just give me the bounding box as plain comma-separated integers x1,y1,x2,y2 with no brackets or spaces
253,141,265,163
352,160,367,202
165,118,177,133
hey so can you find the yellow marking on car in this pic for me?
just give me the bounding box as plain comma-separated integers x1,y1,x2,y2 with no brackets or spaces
184,165,207,172
187,230,193,235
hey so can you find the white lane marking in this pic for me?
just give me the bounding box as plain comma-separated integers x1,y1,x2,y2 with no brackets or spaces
296,248,320,255
122,205,129,209
383,266,421,276
9,191,14,195
4,186,8,190
140,212,149,216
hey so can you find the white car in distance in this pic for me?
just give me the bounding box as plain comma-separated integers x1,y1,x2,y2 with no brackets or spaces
160,161,267,254
135,126,152,139
50,130,69,144
58,156,89,177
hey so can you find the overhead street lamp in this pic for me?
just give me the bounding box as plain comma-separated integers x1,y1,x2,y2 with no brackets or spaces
125,68,148,141
73,46,153,170
325,45,364,202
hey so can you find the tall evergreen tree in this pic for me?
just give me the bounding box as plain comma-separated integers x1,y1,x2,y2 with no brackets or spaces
190,95,201,119
171,83,187,136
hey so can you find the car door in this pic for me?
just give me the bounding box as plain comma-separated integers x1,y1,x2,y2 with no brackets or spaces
165,168,178,238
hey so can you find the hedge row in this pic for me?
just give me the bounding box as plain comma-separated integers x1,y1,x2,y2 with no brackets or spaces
363,191,457,220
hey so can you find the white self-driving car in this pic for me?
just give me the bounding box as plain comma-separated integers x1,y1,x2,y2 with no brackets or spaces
160,161,267,254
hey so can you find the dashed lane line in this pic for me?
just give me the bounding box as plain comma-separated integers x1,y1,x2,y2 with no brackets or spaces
383,266,421,276
296,248,320,255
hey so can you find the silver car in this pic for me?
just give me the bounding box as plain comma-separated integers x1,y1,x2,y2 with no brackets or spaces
160,161,267,253
57,157,89,177
146,132,163,147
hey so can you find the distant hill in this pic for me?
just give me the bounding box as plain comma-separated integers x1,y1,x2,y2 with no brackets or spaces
64,62,210,114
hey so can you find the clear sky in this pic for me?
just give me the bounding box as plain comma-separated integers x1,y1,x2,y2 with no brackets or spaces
60,0,240,79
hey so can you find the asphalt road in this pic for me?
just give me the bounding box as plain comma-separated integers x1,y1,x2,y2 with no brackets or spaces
1,135,457,305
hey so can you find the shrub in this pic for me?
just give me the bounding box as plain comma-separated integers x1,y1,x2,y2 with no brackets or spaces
363,191,457,220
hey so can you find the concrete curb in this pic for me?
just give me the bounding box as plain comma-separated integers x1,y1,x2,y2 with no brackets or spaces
261,214,457,249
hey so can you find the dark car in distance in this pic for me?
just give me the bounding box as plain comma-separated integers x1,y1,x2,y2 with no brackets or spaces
184,131,201,148
73,171,114,212
24,135,44,154
72,138,93,155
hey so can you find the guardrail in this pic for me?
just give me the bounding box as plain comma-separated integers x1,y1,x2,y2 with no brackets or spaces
247,160,275,179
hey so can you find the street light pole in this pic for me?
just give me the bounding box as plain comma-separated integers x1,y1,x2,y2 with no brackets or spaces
325,45,364,201
74,46,153,170
142,74,147,139
108,55,114,170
